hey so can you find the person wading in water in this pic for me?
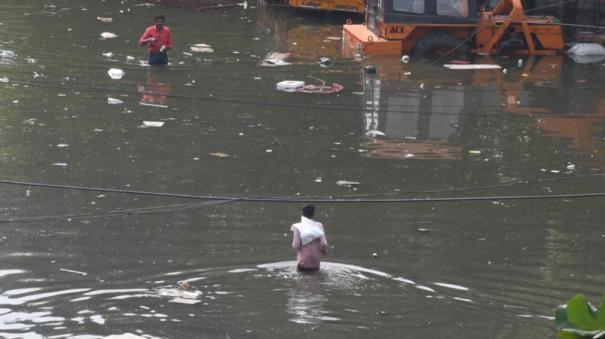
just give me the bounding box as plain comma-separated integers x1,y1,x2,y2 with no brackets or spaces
291,205,328,272
139,15,173,65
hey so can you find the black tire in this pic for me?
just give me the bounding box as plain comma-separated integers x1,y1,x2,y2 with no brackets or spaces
412,32,470,61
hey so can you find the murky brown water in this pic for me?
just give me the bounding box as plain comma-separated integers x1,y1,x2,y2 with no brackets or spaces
0,0,604,338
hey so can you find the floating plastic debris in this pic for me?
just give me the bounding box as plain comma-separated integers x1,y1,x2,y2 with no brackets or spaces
297,83,343,94
366,130,385,137
336,180,360,186
126,55,135,61
139,102,167,108
0,77,8,83
170,297,201,305
100,32,118,39
209,152,231,158
260,52,291,67
107,97,123,104
314,177,322,183
142,121,164,127
57,143,69,148
97,16,113,23
401,55,410,63
566,163,576,171
319,57,332,66
0,50,15,58
52,162,68,167
107,68,124,79
190,43,213,53
468,150,481,155
102,52,114,58
276,80,305,92
444,64,501,70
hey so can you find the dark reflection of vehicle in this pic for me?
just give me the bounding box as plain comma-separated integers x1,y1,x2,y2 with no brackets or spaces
361,56,559,160
361,55,605,165
137,69,171,108
362,63,465,160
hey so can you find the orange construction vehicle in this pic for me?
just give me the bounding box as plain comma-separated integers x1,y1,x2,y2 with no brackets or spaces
343,0,564,57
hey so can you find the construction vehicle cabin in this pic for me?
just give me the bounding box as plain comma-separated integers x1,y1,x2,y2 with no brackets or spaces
343,0,564,57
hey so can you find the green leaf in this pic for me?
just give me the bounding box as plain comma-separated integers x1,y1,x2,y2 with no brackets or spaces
557,331,580,339
560,328,601,338
598,297,605,327
568,294,598,330
557,305,575,330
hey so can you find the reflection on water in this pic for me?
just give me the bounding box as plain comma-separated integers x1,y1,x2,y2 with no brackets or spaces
137,69,171,108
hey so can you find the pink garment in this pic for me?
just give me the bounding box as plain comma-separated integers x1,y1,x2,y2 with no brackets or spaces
292,222,328,269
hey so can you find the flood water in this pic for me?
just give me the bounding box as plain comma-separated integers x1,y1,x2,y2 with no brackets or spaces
0,0,604,338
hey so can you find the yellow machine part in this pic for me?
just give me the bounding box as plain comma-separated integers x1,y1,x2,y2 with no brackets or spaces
288,0,364,13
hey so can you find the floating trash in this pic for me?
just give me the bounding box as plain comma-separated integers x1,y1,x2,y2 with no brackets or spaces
260,52,291,67
170,297,201,305
190,43,214,53
296,83,343,95
102,52,114,58
444,64,501,70
97,16,113,23
366,130,385,137
100,32,118,39
209,152,231,158
52,162,68,167
107,97,123,105
276,80,305,92
0,50,15,58
336,180,360,186
0,77,8,83
319,57,332,66
142,121,164,127
401,55,410,63
107,68,124,79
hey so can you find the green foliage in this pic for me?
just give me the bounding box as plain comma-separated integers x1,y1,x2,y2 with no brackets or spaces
556,294,605,339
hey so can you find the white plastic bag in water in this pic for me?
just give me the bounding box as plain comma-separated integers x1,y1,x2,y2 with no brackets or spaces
567,43,605,56
107,68,124,79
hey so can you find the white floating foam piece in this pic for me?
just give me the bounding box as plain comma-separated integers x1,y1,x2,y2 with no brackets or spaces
170,297,201,305
100,32,118,39
190,43,214,53
276,80,304,92
142,121,164,127
335,180,360,186
444,64,501,70
107,97,123,104
107,68,125,80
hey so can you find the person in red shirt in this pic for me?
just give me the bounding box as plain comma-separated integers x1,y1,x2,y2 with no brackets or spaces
139,15,173,65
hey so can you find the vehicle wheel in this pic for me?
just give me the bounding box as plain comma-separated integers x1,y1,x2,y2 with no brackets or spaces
412,32,470,61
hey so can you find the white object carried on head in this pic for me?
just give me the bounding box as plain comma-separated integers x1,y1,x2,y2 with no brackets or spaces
291,216,324,246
